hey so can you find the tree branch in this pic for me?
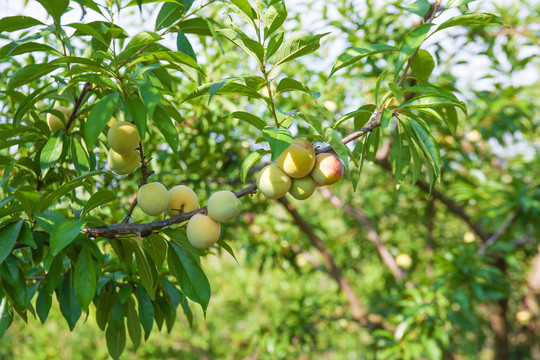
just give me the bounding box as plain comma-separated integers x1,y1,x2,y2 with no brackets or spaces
318,187,405,280
64,82,92,135
277,197,375,328
374,158,491,242
122,142,154,223
85,113,383,238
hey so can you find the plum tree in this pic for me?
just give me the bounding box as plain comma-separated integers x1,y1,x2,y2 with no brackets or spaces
107,149,140,175
311,153,344,186
257,164,291,199
107,121,141,155
207,190,242,222
186,214,221,249
167,185,199,216
276,139,316,178
46,106,72,132
289,176,317,200
137,182,169,216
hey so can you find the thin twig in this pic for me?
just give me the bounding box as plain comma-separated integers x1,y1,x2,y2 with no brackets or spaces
64,82,92,135
479,210,520,254
318,187,405,280
122,142,154,224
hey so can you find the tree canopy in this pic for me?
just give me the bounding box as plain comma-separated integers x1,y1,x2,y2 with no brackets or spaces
0,0,538,359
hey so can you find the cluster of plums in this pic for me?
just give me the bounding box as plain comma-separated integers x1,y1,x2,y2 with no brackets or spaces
101,120,241,249
257,139,344,200
137,183,241,249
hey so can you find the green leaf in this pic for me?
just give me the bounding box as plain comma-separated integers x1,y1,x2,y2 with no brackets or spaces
46,254,65,294
68,23,108,46
394,24,435,81
177,29,196,60
330,44,397,77
168,242,211,311
436,13,503,32
390,122,411,185
380,107,393,129
137,80,161,117
230,0,256,22
217,239,238,264
263,2,287,39
400,95,466,114
297,113,353,170
0,42,59,59
36,0,69,24
153,106,179,152
228,111,267,130
0,298,12,340
82,189,117,218
155,2,190,31
135,286,154,339
266,32,284,60
129,51,201,72
241,149,268,183
74,244,97,311
57,270,82,331
17,223,37,249
262,126,293,161
133,243,156,296
275,78,319,100
125,96,147,140
71,136,90,174
0,221,23,265
40,131,63,171
334,104,376,129
84,93,119,148
184,80,263,103
126,298,141,351
0,16,44,33
401,0,430,17
404,116,441,179
410,49,435,82
96,288,116,331
389,82,403,103
365,127,380,164
424,339,443,360
14,188,40,219
142,234,168,269
39,171,106,212
0,256,26,309
50,221,86,256
106,321,126,360
118,31,162,60
36,286,52,324
218,26,265,64
274,33,328,69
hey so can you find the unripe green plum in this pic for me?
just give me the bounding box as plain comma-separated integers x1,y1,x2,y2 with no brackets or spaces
395,254,412,269
311,153,344,186
257,164,291,199
107,149,139,175
108,121,140,155
289,176,317,200
186,214,221,249
47,106,73,132
167,185,199,217
207,190,241,222
137,182,169,216
276,139,316,178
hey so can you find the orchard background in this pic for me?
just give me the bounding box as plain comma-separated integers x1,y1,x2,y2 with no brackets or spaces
0,0,539,359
